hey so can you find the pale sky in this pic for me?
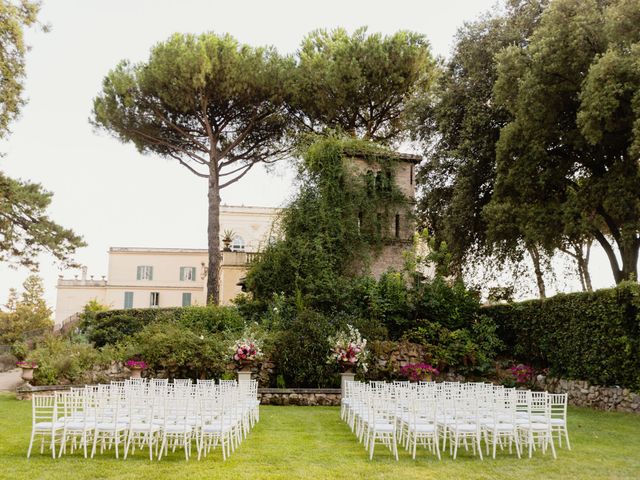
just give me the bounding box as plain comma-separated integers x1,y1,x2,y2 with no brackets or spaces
0,0,618,314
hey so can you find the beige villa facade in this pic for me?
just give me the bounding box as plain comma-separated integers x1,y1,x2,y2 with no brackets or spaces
54,205,280,326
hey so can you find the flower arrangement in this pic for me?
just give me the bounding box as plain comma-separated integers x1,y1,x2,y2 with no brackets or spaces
126,360,147,370
399,363,439,382
16,361,37,369
510,363,533,384
231,338,262,363
327,325,368,372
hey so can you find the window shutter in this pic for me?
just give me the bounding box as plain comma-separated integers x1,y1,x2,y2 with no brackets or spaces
182,292,192,307
124,292,133,309
136,266,142,280
148,266,153,280
190,267,196,280
179,267,184,281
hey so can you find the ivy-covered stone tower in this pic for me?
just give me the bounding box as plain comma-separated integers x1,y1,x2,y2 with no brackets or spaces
343,148,421,278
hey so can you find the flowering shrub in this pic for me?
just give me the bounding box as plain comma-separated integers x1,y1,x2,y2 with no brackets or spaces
399,363,439,382
510,363,533,384
232,338,262,363
16,361,37,369
328,325,368,371
126,360,147,369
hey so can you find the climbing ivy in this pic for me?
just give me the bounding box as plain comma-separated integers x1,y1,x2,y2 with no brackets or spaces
245,135,410,307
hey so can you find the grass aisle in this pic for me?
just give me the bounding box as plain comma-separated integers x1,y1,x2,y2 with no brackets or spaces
0,393,639,479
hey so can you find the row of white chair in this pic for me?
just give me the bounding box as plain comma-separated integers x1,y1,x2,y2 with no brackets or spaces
341,381,570,461
27,378,260,461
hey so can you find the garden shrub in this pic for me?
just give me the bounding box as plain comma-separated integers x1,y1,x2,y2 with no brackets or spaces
122,321,229,380
402,315,502,375
87,305,245,347
482,281,640,389
29,335,122,385
271,309,341,388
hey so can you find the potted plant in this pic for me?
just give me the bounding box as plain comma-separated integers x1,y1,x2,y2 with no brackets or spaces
232,338,262,372
399,363,440,382
222,229,236,251
327,325,368,374
16,361,38,382
126,360,147,379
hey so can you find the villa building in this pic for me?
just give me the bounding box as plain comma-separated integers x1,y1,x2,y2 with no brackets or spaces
54,205,280,326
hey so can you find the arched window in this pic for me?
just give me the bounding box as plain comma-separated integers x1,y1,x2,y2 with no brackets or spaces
231,235,245,252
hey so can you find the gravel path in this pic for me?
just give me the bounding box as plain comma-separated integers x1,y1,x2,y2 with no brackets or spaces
0,368,23,391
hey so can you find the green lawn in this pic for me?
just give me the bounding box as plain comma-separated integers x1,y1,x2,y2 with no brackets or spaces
0,393,638,479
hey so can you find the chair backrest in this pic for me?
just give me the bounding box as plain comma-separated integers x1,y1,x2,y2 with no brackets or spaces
549,393,568,420
32,394,56,426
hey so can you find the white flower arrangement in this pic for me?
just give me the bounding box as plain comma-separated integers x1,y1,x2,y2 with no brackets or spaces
328,324,368,372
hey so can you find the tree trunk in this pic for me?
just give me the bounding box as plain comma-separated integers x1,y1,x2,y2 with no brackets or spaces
528,245,546,299
578,242,593,292
592,230,639,284
207,165,222,304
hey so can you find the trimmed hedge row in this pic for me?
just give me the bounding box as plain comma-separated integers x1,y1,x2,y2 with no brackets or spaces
87,306,244,347
482,282,640,390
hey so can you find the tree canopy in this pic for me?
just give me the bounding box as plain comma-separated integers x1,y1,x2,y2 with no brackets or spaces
291,27,436,144
0,3,84,269
412,0,550,293
0,172,85,269
92,32,295,303
0,0,41,140
488,0,640,284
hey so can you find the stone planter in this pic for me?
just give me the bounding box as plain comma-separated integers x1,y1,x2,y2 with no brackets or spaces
128,367,142,379
20,367,36,382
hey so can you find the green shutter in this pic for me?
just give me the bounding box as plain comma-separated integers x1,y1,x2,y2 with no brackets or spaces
182,292,191,307
136,266,142,280
190,267,196,280
148,266,153,280
179,267,184,281
124,291,133,309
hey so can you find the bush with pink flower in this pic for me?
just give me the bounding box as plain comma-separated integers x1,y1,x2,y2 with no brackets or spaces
16,361,38,369
399,363,439,382
510,363,533,385
327,325,368,372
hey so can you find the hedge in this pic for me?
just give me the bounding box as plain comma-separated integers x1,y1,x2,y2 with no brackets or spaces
482,282,640,390
87,306,244,347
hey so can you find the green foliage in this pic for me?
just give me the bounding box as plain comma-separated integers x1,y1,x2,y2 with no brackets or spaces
29,335,122,386
0,172,85,270
271,309,340,388
86,305,244,347
246,135,410,307
488,0,640,283
0,275,53,344
412,1,547,274
292,27,436,144
402,315,503,375
0,0,42,139
122,321,229,380
482,282,640,389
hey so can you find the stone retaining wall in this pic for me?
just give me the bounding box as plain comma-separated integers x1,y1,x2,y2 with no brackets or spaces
258,388,341,406
538,376,640,413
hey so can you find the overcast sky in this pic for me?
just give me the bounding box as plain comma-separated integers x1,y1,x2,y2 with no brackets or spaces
0,0,617,314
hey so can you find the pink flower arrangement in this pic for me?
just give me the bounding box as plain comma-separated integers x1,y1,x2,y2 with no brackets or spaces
399,363,439,382
231,336,263,363
16,361,37,369
233,342,259,362
510,364,533,384
126,360,147,370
